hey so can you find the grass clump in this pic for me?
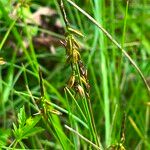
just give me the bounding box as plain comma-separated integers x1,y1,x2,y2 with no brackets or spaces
0,0,150,149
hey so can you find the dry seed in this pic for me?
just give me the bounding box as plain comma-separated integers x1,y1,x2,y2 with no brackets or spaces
76,84,84,96
0,57,6,65
49,109,62,115
72,49,80,63
78,60,87,78
67,75,75,88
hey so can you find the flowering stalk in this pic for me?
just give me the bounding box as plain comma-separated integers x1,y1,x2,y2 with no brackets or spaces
58,0,101,147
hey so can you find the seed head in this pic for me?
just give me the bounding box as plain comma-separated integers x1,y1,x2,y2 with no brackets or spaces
67,75,75,88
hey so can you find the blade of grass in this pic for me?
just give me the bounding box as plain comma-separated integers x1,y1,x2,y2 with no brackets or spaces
110,104,118,144
48,114,73,149
118,0,129,105
121,0,129,48
93,0,110,146
128,116,150,148
65,87,87,122
64,88,80,150
0,17,18,51
145,106,149,140
1,50,16,127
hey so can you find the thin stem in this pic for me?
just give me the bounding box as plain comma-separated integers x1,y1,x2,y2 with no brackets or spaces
65,125,102,150
122,0,129,48
58,0,69,27
0,18,18,51
86,93,101,147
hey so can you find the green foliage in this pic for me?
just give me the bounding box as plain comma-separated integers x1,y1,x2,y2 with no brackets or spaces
0,0,150,149
13,106,44,141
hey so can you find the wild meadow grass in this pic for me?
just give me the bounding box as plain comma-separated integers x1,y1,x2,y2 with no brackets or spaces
0,0,150,149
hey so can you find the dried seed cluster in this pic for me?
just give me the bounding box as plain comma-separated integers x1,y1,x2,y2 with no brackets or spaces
62,27,90,97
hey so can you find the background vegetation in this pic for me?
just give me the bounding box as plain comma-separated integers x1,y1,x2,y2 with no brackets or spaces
0,0,150,149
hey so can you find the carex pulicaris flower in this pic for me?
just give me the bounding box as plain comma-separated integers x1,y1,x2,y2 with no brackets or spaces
58,0,90,97
61,26,90,97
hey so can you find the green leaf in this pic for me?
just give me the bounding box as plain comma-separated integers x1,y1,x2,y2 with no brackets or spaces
13,113,43,141
26,116,41,128
18,106,26,128
13,123,22,140
23,127,44,138
12,123,17,132
22,116,42,135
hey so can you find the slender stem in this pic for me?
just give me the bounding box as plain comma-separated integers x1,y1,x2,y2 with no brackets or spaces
66,0,150,94
58,0,69,27
122,0,129,48
65,125,102,150
119,0,129,93
86,93,101,147
0,18,18,51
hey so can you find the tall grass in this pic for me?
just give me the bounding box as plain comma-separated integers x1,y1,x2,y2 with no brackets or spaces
0,0,150,149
